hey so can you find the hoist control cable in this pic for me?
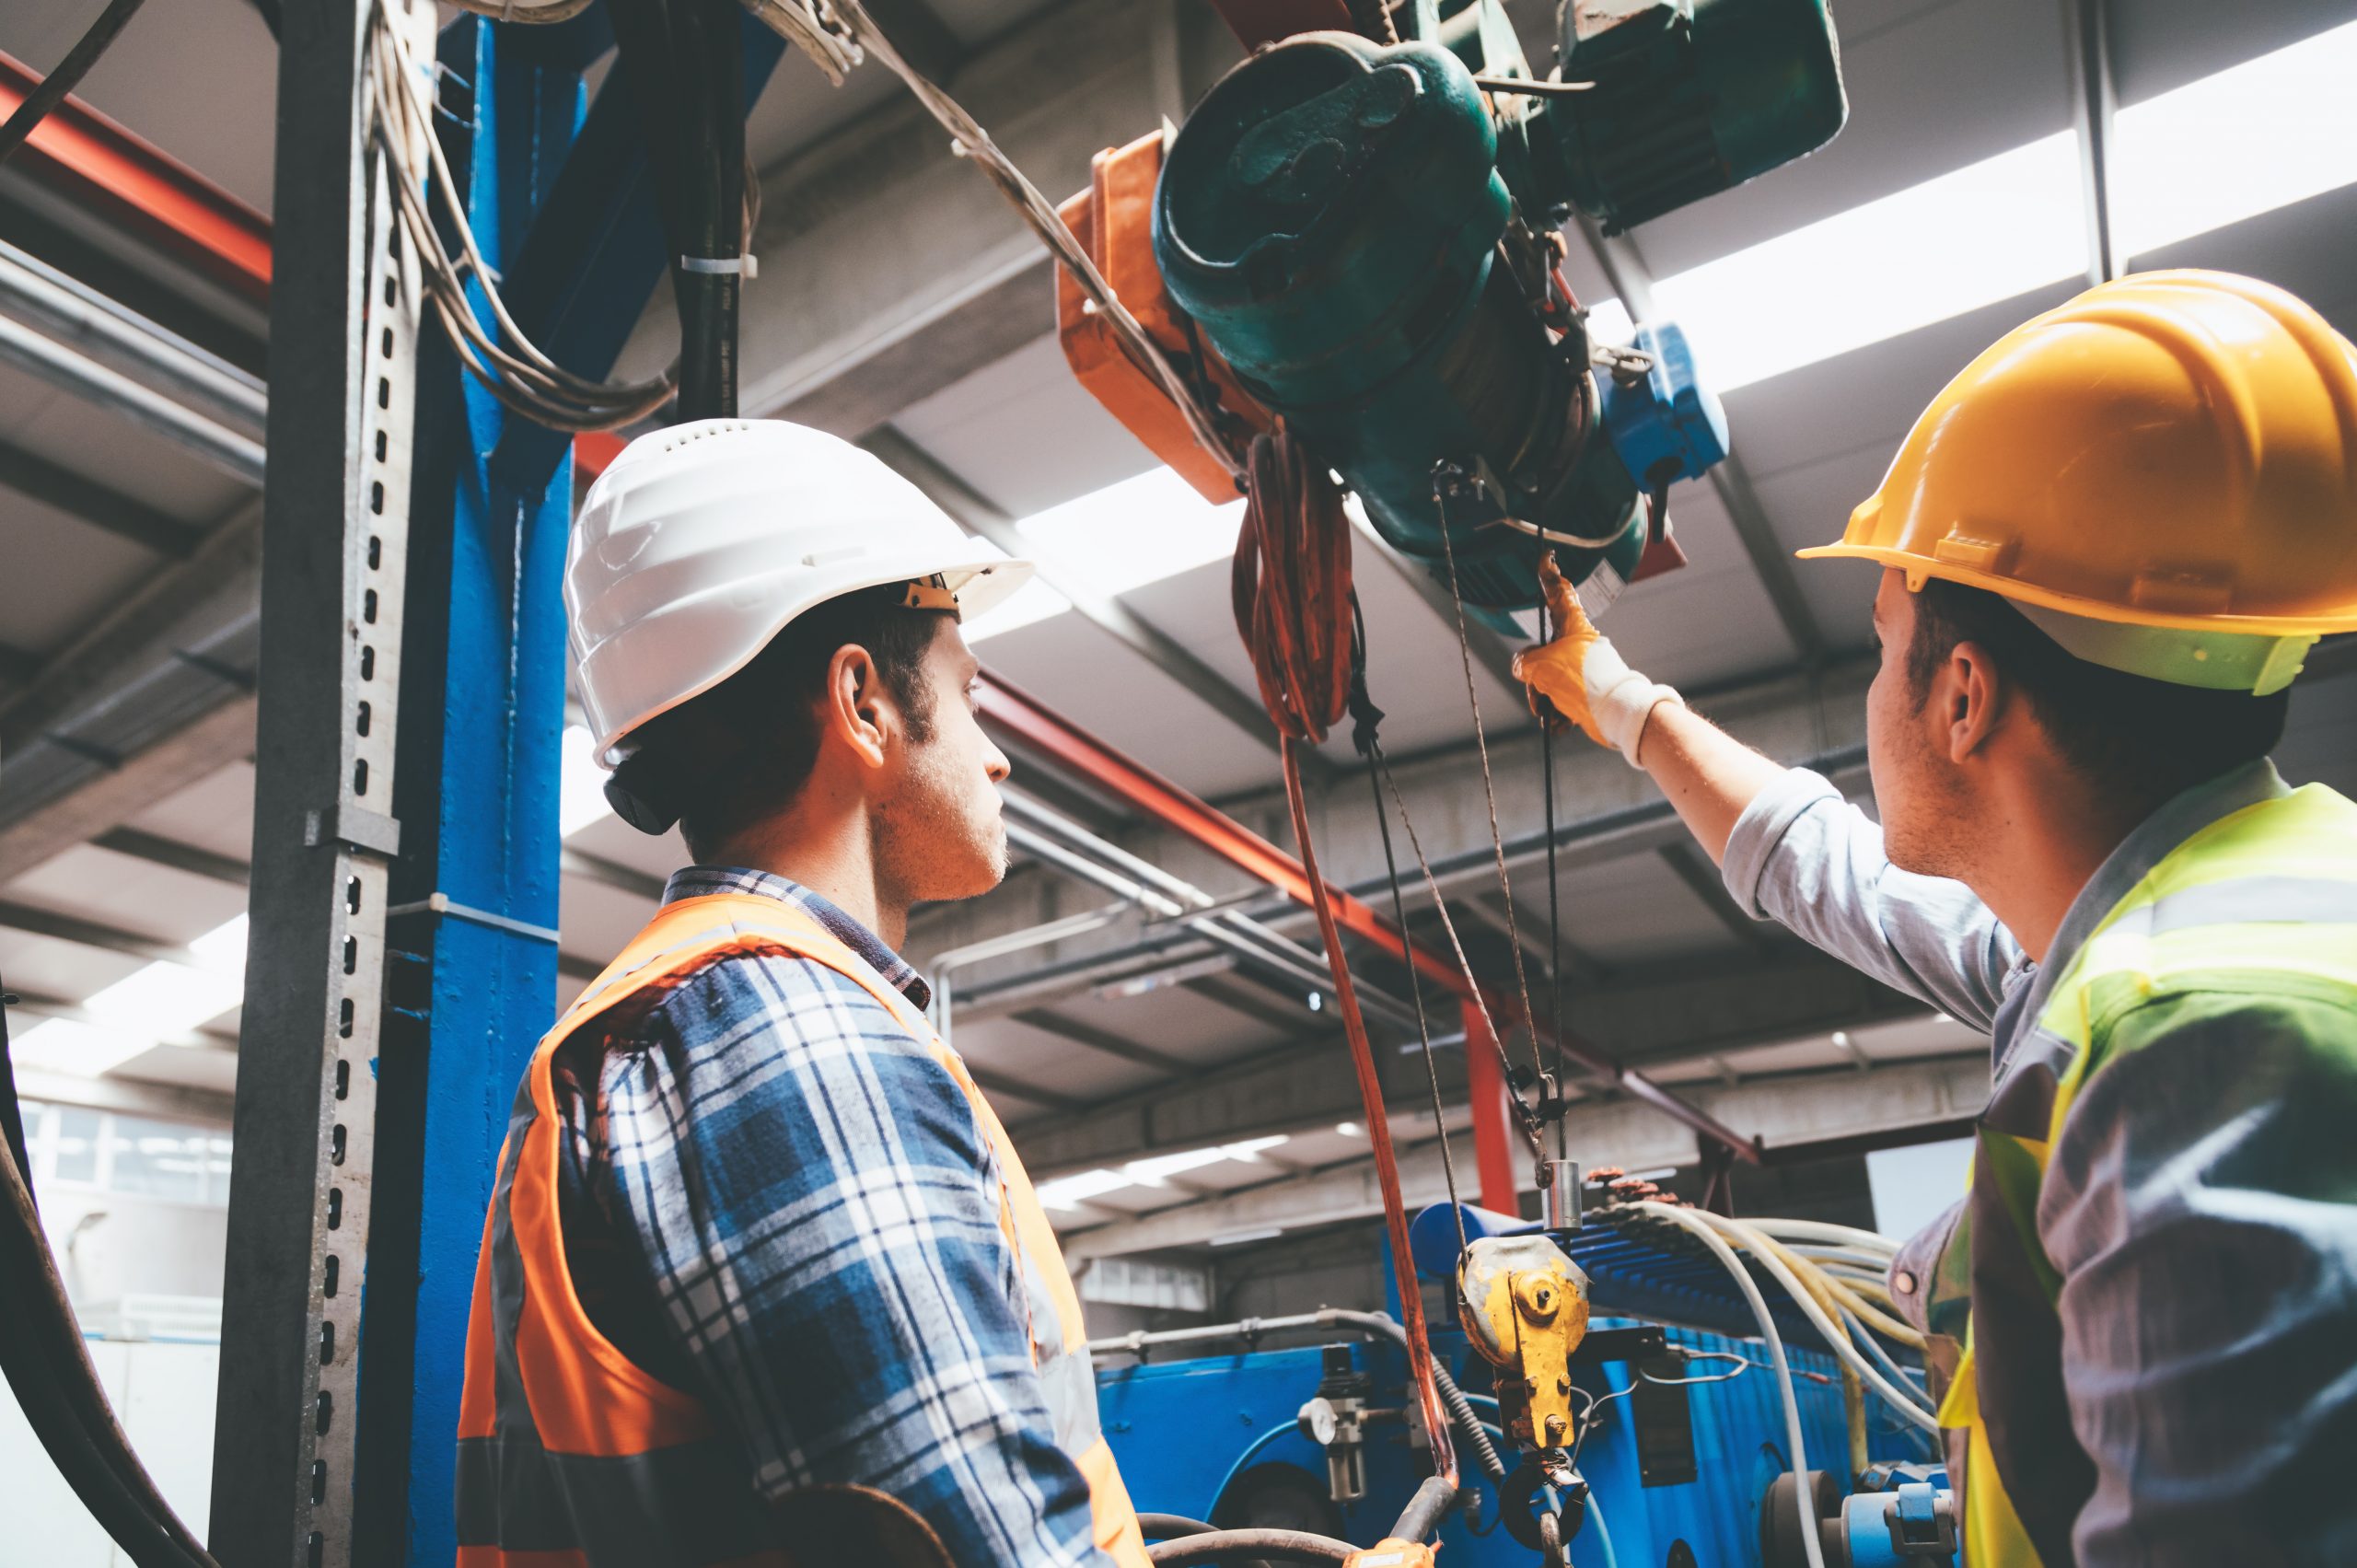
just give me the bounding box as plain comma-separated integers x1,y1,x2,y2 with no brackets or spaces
1232,430,1457,1492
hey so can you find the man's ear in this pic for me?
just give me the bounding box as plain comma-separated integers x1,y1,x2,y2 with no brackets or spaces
823,644,892,770
1942,639,2007,763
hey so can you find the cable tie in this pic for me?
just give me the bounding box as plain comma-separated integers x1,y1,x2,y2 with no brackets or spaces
385,890,560,945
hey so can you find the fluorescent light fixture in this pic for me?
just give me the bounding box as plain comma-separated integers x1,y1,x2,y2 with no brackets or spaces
1125,1146,1234,1186
1221,1135,1290,1162
1016,467,1245,599
187,912,248,971
559,724,614,838
1334,1121,1362,1137
2113,21,2357,257
1209,1227,1284,1247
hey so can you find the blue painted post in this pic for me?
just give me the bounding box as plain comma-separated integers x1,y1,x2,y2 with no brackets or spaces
363,17,578,1567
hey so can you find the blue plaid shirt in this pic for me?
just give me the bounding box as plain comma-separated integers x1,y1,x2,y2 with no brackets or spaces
550,866,1113,1568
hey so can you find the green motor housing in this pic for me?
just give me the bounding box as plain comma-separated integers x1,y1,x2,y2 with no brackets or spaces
1542,0,1846,232
1153,30,1649,622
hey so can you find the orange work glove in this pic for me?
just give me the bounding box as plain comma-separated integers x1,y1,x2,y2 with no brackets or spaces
1510,553,1683,766
1341,1540,1439,1568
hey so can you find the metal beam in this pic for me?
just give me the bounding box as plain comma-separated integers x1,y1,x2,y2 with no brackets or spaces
0,311,264,483
860,0,966,84
1016,945,1922,1178
0,899,188,965
0,693,257,884
94,826,249,886
0,434,203,556
11,1062,234,1123
561,844,666,902
0,237,268,438
1570,218,1826,665
1656,841,1778,955
864,425,1305,770
2062,0,2119,283
968,1061,1088,1114
212,0,420,1554
1013,1007,1194,1076
0,641,37,687
1057,1052,1990,1258
6,985,236,1053
0,48,273,306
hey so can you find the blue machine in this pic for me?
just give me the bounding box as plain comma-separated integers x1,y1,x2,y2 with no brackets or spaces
1098,1206,1952,1567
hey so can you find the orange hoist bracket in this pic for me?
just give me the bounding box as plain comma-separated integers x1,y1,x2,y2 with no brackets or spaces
1055,131,1271,505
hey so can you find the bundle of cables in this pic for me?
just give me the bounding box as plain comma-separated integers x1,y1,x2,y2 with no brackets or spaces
0,991,222,1568
1622,1203,1939,1568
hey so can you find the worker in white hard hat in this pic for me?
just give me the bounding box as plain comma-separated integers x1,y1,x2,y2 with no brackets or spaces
452,420,1154,1568
1518,272,2357,1567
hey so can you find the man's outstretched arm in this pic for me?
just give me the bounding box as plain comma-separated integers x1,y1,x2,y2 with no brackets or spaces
1516,555,2021,1029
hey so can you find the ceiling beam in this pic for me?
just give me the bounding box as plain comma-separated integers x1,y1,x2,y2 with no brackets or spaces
6,984,236,1053
9,1061,235,1124
560,845,666,903
0,693,258,885
1059,1051,1989,1257
0,641,38,688
966,1061,1089,1114
1655,841,1779,956
1570,218,1827,666
1015,944,1923,1178
865,426,1308,772
0,899,189,965
0,435,203,556
95,826,249,885
857,0,967,87
1013,1006,1193,1076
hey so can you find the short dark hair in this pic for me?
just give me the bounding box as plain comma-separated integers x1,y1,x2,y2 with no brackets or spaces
1904,577,2287,807
608,584,951,853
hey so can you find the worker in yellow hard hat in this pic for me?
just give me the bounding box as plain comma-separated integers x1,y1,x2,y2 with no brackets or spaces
1516,270,2357,1567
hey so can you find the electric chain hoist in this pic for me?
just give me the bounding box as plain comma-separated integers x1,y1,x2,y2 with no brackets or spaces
1059,0,1844,625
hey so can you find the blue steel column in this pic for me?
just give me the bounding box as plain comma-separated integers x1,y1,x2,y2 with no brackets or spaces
364,17,578,1567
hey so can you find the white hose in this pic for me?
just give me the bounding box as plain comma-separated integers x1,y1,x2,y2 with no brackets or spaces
1631,1202,1828,1568
1785,1243,1907,1272
1685,1211,1939,1431
1744,1218,1904,1253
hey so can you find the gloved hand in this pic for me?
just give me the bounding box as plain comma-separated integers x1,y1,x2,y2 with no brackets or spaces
1511,553,1683,767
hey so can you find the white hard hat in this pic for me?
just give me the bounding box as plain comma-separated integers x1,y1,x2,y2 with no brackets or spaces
566,419,1031,762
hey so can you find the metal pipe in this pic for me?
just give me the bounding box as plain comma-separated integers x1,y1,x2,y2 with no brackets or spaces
0,314,262,483
926,901,1131,1046
0,239,266,437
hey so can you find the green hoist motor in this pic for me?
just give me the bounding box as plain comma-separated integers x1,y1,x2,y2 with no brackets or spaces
1152,0,1844,624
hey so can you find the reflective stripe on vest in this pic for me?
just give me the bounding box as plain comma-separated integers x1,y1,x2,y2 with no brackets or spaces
1946,784,2357,1568
455,892,1152,1568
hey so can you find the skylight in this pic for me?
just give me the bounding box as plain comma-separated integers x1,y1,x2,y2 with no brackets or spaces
559,723,614,837
1016,467,1246,600
12,912,250,1078
1035,1133,1290,1212
1582,19,2357,394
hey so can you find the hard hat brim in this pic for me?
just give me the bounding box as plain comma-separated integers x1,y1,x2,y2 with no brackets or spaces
590,551,1035,762
1794,540,2356,638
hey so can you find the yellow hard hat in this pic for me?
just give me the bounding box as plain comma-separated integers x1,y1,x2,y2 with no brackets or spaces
1802,270,2357,694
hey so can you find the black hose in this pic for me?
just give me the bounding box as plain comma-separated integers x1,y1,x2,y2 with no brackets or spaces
1322,1308,1509,1482
1145,1529,1356,1566
1137,1514,1277,1568
0,0,153,167
1389,1473,1459,1545
0,1119,220,1566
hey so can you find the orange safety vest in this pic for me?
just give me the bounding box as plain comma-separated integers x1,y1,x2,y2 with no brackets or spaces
455,890,1154,1568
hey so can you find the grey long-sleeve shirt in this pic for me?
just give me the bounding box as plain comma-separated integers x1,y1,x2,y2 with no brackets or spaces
1721,761,2357,1567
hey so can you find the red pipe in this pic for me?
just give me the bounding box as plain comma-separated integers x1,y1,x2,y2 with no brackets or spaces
977,669,1762,1164
1459,998,1520,1212
0,51,271,307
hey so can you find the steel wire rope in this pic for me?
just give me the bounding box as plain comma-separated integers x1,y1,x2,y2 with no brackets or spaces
1349,608,1470,1269
1429,474,1549,1094
1229,430,1456,1493
824,0,1242,482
